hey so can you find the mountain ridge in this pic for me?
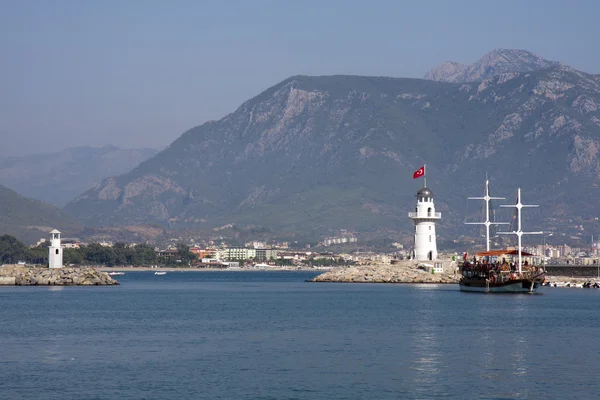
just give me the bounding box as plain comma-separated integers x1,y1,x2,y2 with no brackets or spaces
0,145,158,206
0,184,81,244
64,51,600,244
424,48,562,83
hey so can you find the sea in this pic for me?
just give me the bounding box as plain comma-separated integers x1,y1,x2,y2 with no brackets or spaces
0,271,598,400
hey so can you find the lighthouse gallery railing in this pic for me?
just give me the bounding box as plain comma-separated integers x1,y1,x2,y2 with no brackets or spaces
408,212,441,218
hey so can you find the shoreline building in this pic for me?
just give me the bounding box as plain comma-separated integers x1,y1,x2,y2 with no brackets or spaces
408,187,441,261
48,229,63,269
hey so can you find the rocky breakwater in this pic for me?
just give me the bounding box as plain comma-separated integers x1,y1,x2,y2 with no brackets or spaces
310,259,460,284
0,265,119,286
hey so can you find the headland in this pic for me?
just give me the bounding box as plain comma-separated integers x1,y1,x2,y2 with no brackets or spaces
310,259,460,284
0,265,119,286
98,266,328,272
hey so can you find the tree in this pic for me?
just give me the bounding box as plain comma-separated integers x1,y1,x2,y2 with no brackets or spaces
175,243,195,265
0,235,27,264
26,246,48,265
128,244,157,265
64,248,84,265
83,243,116,266
113,242,130,265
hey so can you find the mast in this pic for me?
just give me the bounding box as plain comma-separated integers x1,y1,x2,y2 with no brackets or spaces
497,188,543,273
465,179,509,251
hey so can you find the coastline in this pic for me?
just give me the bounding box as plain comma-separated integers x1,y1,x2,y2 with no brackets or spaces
545,275,600,284
0,265,118,286
99,266,329,272
309,259,460,284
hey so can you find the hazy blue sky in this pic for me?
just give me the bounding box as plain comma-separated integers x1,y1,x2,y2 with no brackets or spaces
1,0,599,156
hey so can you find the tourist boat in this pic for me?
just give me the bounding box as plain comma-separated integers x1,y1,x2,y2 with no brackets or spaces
459,181,545,293
154,271,167,276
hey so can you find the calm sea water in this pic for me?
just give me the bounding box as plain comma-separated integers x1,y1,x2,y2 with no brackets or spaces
1,271,599,400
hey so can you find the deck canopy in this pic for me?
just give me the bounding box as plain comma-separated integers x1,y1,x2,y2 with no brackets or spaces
475,249,534,257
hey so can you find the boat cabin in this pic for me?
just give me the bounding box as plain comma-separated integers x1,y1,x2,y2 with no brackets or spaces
461,249,544,282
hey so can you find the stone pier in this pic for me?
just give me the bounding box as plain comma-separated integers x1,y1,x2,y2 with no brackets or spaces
0,276,16,285
0,265,119,286
310,259,460,284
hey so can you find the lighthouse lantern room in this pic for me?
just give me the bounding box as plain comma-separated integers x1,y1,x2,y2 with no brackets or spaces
408,187,441,261
48,229,63,269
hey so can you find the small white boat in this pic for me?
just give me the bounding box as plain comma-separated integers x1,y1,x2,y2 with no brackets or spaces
108,272,125,276
154,271,167,276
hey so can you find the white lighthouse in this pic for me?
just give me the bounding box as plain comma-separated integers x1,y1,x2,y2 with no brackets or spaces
408,187,441,261
48,229,63,269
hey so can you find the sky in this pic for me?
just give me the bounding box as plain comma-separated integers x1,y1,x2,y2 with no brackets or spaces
1,0,599,156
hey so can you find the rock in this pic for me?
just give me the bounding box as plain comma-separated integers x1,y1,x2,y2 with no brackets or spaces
0,265,119,286
424,49,561,83
311,259,460,285
0,276,16,285
37,277,49,285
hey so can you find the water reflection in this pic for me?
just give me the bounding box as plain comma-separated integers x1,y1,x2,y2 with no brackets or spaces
1,273,598,400
478,327,495,377
510,299,530,379
466,295,534,398
408,289,442,395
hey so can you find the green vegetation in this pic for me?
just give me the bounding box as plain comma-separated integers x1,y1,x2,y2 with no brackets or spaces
0,235,195,267
0,235,28,264
303,257,355,267
0,184,81,244
64,68,600,240
272,258,293,266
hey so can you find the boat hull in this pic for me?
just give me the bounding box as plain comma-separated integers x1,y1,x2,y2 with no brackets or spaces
459,279,541,293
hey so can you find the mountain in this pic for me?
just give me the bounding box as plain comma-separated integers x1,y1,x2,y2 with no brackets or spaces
64,58,600,245
424,49,561,83
0,145,158,206
423,61,468,83
0,184,81,244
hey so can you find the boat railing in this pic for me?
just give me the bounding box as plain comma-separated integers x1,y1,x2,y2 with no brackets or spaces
495,269,545,281
461,266,545,281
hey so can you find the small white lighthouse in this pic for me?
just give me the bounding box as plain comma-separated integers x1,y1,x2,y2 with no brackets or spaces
48,229,63,269
408,187,441,261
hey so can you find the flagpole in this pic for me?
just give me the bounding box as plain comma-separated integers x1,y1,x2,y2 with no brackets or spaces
424,164,427,187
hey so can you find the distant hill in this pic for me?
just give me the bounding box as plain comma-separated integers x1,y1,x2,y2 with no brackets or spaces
424,49,561,83
0,184,81,244
0,145,158,206
64,50,600,244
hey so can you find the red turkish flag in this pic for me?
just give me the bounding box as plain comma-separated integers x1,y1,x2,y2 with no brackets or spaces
413,165,425,179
